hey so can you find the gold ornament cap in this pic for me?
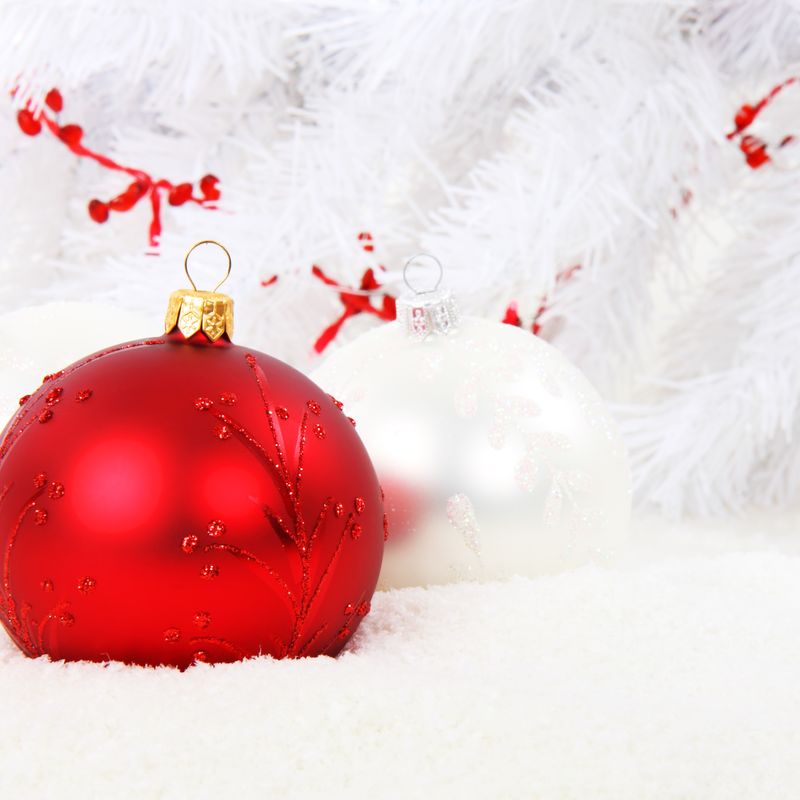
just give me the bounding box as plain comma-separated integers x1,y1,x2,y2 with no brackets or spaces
165,240,234,342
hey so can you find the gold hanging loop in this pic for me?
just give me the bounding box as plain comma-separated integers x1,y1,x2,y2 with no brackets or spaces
183,240,232,292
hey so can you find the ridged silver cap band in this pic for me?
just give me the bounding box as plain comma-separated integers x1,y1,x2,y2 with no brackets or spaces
396,289,459,340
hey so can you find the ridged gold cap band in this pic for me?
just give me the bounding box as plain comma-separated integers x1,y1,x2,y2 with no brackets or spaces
164,289,234,342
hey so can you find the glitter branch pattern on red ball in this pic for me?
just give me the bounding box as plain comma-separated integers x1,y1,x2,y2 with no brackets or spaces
191,352,372,658
0,475,72,656
0,340,167,657
13,88,221,248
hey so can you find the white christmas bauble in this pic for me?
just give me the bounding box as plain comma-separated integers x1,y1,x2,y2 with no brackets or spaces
312,297,632,588
0,302,152,425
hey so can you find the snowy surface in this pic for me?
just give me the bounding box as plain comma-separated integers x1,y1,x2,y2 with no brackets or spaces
1,304,799,798
2,513,799,799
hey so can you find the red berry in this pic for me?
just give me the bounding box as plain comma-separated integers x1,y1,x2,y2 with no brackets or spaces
45,88,63,113
17,109,41,136
168,183,193,206
110,182,147,212
88,199,109,223
199,174,220,201
109,194,133,212
746,149,769,168
58,124,83,147
502,302,522,327
740,135,769,168
734,104,756,132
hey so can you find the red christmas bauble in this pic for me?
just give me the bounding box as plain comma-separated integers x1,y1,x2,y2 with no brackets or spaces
0,267,384,668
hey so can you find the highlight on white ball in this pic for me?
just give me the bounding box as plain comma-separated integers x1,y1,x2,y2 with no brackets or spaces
313,314,632,588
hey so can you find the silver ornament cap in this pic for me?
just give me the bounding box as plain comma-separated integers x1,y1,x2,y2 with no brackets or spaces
396,253,460,340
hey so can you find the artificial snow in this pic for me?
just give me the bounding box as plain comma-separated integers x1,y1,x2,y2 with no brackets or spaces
1,514,799,799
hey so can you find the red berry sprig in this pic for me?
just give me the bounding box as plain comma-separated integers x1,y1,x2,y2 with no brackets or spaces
13,87,220,248
502,264,582,335
727,77,798,169
501,82,800,333
311,233,396,352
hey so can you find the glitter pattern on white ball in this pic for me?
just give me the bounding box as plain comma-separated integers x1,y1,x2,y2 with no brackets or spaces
313,316,632,588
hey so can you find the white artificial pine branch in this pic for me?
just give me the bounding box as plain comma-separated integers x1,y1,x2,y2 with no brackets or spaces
1,0,800,516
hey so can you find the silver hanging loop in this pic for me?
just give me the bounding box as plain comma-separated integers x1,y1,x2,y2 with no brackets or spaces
402,253,444,295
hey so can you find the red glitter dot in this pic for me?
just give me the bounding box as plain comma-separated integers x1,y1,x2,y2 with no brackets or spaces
193,611,212,629
33,472,47,488
347,417,357,427
45,387,63,406
43,371,63,382
344,603,355,615
313,423,326,440
58,611,75,627
181,534,199,554
38,409,53,423
18,394,31,406
335,503,345,518
275,407,289,420
193,650,210,663
75,389,92,402
356,601,370,617
41,579,54,592
337,626,351,640
163,627,181,643
328,395,344,410
354,497,366,514
201,564,219,579
207,519,226,538
214,423,232,440
306,400,321,415
48,482,65,499
194,396,212,411
77,576,96,594
383,513,390,541
34,509,48,526
219,392,238,406
245,353,257,366
350,523,362,541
